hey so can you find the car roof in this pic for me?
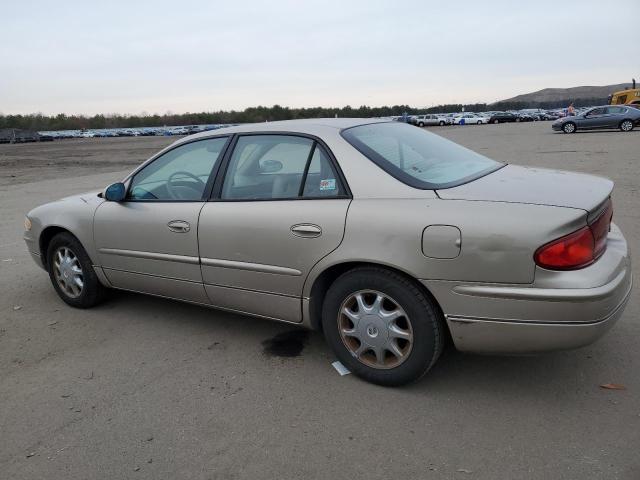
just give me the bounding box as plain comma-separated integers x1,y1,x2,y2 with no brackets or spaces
183,117,389,142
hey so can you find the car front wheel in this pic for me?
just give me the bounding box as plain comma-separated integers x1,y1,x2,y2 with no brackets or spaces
47,232,106,308
439,121,445,126
562,122,576,134
620,120,634,132
322,267,444,386
493,119,499,124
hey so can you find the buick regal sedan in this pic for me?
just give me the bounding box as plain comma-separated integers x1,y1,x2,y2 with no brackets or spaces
24,119,632,386
552,105,640,133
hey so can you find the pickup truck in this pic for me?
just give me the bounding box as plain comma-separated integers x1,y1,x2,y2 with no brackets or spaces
410,114,450,127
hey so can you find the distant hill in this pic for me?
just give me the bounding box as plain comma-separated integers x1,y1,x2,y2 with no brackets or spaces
496,83,631,104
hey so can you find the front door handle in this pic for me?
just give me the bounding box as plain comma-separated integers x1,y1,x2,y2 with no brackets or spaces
291,223,322,238
167,220,190,233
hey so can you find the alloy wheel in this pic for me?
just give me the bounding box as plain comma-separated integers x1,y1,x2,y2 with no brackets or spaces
621,120,633,132
337,290,413,369
53,246,84,298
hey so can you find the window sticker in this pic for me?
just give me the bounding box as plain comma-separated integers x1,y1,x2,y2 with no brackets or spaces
320,178,336,191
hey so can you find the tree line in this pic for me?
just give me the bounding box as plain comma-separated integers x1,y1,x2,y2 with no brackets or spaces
0,98,609,131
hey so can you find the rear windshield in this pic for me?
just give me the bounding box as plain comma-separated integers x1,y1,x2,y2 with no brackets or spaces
341,122,503,189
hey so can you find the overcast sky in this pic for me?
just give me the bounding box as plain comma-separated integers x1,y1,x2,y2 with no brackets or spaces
1,0,636,115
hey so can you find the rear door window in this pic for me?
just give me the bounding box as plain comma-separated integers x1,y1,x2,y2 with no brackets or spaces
605,107,625,115
220,135,346,200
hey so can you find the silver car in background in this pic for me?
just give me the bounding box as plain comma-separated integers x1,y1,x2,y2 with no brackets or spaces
24,119,632,385
553,105,640,133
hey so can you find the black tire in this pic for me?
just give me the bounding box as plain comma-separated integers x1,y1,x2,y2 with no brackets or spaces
477,120,482,125
439,120,445,126
562,122,576,134
619,119,634,132
418,122,424,127
515,117,521,122
322,267,444,386
46,232,107,308
493,119,499,124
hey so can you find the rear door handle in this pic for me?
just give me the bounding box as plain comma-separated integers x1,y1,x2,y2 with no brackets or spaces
167,220,190,233
291,223,322,238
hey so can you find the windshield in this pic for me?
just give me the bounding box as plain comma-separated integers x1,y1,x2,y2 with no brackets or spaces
341,122,503,189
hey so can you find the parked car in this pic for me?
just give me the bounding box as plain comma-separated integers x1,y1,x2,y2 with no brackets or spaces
24,119,631,386
552,106,640,133
487,112,519,124
516,113,535,122
539,111,559,121
451,113,488,125
411,114,449,127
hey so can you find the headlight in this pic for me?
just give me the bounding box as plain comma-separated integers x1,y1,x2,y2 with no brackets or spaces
24,217,32,231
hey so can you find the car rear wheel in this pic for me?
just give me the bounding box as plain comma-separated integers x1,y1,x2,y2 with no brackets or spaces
47,232,106,308
439,121,445,126
562,122,576,133
492,119,499,124
477,120,482,125
418,122,424,127
619,120,634,132
322,267,444,386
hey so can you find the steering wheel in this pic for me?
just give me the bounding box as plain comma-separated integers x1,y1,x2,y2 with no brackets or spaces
166,171,206,200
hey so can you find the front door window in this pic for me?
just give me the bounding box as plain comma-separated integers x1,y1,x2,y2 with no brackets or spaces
129,137,228,201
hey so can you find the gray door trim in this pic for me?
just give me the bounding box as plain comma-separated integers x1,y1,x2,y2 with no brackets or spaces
200,257,302,276
98,248,200,265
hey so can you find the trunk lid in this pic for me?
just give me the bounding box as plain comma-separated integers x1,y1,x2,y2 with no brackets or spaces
437,165,613,214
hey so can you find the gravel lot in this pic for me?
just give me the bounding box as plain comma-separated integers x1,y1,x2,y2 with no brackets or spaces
0,122,638,479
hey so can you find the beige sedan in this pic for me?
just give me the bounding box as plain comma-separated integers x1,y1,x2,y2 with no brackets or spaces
24,119,632,385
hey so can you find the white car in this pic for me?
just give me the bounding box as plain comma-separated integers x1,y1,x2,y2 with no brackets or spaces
452,113,488,125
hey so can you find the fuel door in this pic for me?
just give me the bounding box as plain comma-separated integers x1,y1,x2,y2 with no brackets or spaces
422,225,461,259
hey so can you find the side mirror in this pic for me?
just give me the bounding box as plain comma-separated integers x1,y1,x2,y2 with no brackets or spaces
104,182,126,202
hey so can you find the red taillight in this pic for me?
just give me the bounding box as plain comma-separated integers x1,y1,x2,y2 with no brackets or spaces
591,201,613,257
534,200,612,270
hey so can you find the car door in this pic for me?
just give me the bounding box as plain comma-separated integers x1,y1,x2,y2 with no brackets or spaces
94,136,230,303
198,134,351,323
580,107,607,129
604,107,625,128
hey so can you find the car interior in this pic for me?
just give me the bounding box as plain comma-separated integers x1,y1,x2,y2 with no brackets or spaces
128,135,344,202
221,136,342,200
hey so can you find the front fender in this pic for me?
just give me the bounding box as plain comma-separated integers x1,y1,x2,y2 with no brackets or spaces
25,192,104,267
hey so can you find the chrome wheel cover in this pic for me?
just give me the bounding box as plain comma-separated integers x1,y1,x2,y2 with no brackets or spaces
564,123,575,133
621,120,632,131
53,246,84,298
338,290,413,369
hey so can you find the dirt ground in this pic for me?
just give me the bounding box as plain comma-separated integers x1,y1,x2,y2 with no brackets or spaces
0,136,177,187
0,122,638,479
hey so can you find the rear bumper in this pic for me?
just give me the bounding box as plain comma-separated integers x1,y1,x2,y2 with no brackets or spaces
445,277,631,353
423,223,632,354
